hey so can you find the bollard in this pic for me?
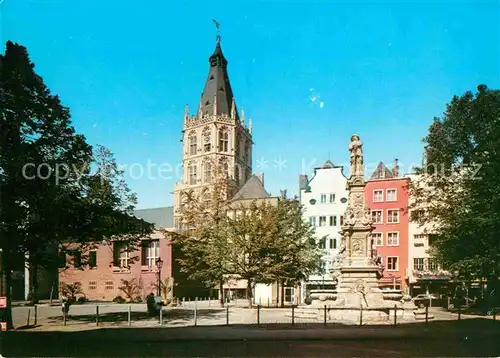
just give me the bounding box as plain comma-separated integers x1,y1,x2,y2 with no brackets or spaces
267,297,270,308
159,306,163,325
128,305,131,327
458,305,461,320
63,309,67,326
425,305,429,323
324,305,327,327
27,309,31,326
194,301,197,326
226,305,229,325
96,305,99,326
393,304,397,326
493,309,496,321
34,304,38,326
257,305,260,325
209,297,211,308
292,305,295,326
359,304,363,326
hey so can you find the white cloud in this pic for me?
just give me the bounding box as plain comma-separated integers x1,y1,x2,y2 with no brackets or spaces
309,88,325,109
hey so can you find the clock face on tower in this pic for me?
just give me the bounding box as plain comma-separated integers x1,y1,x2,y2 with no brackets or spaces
341,197,348,203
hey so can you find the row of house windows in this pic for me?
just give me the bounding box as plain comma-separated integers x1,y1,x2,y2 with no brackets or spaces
375,256,399,271
370,209,400,224
413,258,438,271
317,237,337,250
319,193,336,204
64,240,161,269
413,233,427,247
371,232,400,246
372,188,397,202
114,240,160,268
309,215,344,227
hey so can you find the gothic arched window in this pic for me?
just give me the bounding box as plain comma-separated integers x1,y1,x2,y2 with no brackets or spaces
189,163,197,185
219,159,229,178
234,164,240,185
189,133,197,156
203,161,212,184
203,128,211,152
235,133,240,158
218,128,229,152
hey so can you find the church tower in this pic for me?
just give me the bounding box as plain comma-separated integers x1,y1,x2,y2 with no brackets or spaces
173,36,253,229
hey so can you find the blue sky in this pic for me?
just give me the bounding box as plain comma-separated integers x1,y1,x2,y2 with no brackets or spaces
2,0,499,209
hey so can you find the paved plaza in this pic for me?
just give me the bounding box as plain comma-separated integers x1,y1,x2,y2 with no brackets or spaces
6,303,499,356
12,302,486,330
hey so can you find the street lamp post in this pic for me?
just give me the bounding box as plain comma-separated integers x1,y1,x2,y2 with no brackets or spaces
155,258,164,297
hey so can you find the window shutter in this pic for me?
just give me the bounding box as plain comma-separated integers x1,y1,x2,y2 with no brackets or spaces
89,251,97,268
113,243,119,266
141,240,148,266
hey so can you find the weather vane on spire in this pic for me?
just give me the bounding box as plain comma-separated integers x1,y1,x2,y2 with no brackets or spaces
212,19,221,44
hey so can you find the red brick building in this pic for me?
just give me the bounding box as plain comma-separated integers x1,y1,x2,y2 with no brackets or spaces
365,161,410,293
59,207,174,301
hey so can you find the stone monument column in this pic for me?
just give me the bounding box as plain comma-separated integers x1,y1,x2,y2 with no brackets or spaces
333,134,385,308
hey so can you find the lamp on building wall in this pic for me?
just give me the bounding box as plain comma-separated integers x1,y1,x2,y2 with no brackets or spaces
155,258,164,297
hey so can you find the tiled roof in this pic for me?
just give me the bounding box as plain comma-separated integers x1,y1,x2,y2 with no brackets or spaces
321,160,335,169
133,206,173,229
370,162,394,180
231,175,270,200
198,40,238,120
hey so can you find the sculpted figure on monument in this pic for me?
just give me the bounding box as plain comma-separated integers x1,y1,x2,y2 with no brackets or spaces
349,134,364,176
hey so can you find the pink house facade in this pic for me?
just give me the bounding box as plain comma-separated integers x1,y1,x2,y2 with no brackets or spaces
59,207,174,301
365,161,410,293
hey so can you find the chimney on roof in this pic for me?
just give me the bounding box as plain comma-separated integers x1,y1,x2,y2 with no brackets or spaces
256,172,264,185
299,174,309,190
392,158,400,177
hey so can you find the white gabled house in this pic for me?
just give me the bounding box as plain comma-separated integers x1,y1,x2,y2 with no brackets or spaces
299,160,349,302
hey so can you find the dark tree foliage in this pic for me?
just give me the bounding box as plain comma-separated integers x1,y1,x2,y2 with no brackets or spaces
410,85,500,293
0,41,153,328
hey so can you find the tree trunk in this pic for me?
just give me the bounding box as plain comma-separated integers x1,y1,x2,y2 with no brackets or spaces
29,263,39,305
276,280,280,306
280,279,285,308
3,258,14,330
247,280,253,309
219,280,224,307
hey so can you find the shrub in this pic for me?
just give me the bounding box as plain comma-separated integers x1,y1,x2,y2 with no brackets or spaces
77,296,89,304
61,282,84,301
112,295,126,304
134,296,143,303
118,279,141,302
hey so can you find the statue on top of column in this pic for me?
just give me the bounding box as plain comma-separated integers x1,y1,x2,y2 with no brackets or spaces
349,134,364,177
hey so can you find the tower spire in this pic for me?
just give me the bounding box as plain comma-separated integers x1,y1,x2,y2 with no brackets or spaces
197,20,237,120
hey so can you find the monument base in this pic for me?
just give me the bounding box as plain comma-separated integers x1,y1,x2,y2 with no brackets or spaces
333,265,391,308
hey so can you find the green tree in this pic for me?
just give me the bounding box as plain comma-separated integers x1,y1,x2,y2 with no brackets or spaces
270,195,321,307
172,168,321,308
225,201,280,308
169,163,233,307
410,84,500,295
0,41,153,328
